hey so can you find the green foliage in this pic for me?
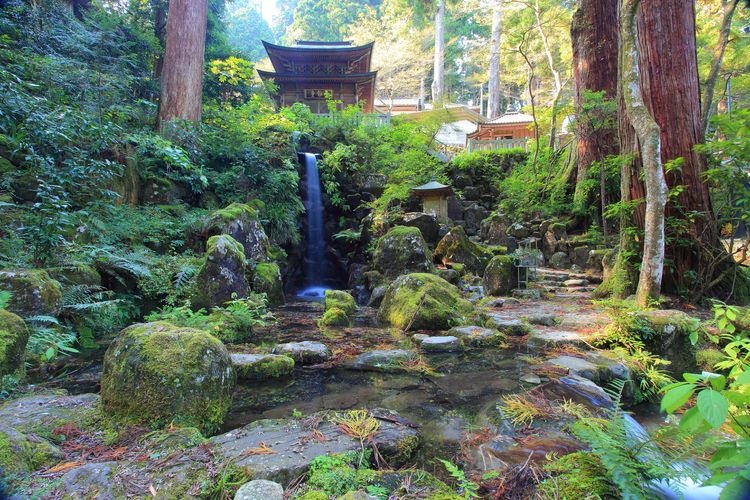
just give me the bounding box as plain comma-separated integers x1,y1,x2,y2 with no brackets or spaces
436,458,479,499
538,451,615,499
305,450,374,497
449,149,529,194
0,291,10,310
24,316,78,365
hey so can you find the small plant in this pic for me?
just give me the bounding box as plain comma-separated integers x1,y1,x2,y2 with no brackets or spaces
0,290,10,309
436,458,479,499
291,408,303,419
498,393,551,427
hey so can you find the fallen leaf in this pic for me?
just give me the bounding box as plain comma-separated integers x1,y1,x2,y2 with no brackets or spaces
46,461,83,474
240,442,276,456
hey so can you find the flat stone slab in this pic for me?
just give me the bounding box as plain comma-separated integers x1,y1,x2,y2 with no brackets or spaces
235,480,284,500
547,355,600,381
527,329,587,349
448,326,505,347
348,349,416,372
211,410,419,486
421,336,461,352
563,279,589,287
512,289,542,300
230,353,294,381
0,393,99,434
272,341,331,365
487,315,531,336
527,313,558,326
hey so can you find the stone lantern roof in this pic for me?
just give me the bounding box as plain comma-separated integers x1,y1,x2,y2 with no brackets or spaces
411,181,453,197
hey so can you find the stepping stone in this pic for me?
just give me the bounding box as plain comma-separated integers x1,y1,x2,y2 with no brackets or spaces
230,353,294,381
527,329,587,349
512,289,541,300
235,480,284,500
448,326,505,347
272,341,331,364
548,355,600,382
421,336,461,352
527,313,558,326
412,334,429,344
487,315,532,336
349,349,415,372
520,373,542,384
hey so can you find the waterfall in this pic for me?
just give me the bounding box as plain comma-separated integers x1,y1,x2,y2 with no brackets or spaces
297,153,329,298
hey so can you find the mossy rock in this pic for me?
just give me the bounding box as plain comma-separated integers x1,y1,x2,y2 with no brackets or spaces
251,262,285,306
192,234,249,310
0,269,62,317
433,226,493,275
47,265,101,287
201,309,253,344
377,273,473,331
319,307,350,328
0,424,64,489
324,290,356,318
100,322,236,435
372,226,434,278
635,310,700,375
230,353,294,381
205,202,271,263
482,255,518,296
696,348,725,372
0,309,29,378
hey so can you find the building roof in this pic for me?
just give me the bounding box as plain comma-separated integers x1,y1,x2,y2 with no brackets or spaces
412,181,453,196
487,111,534,125
261,40,374,75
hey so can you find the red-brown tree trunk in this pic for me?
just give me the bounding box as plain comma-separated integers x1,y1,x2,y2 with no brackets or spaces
157,0,208,130
636,0,724,296
571,0,620,205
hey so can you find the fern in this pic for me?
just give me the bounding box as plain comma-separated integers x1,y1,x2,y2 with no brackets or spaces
0,290,10,310
437,458,479,499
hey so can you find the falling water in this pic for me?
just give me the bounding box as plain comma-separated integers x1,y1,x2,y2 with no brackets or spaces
297,153,329,298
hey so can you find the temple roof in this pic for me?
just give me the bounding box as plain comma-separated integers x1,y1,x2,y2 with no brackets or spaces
262,40,374,75
412,181,453,196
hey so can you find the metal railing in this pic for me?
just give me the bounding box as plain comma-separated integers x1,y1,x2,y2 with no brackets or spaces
466,138,528,152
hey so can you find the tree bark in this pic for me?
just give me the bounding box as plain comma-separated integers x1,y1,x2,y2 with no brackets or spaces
431,0,445,107
487,3,502,119
621,0,667,306
158,0,208,130
700,0,740,136
571,0,619,206
637,0,726,297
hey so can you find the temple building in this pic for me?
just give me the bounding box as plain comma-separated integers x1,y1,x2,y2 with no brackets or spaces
258,40,377,113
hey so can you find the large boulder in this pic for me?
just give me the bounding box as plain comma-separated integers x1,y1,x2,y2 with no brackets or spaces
462,203,488,236
320,290,356,327
192,234,249,309
433,226,494,275
205,203,271,263
372,226,434,278
251,262,284,306
483,255,518,296
377,273,473,331
480,212,511,245
273,341,332,365
231,353,294,381
397,212,440,244
542,223,569,259
0,310,29,378
0,269,62,317
635,310,699,375
100,322,235,435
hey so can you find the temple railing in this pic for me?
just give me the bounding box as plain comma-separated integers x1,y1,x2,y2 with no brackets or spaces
466,138,528,152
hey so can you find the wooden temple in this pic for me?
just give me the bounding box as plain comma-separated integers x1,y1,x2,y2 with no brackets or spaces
258,40,377,113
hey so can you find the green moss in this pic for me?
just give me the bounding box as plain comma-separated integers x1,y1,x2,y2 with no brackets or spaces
100,322,236,435
300,491,329,500
0,427,62,481
47,265,101,286
377,273,473,331
234,354,294,380
206,234,246,264
373,225,434,278
139,427,206,453
696,348,725,372
192,234,249,310
325,290,356,318
251,262,284,305
392,434,420,463
537,451,615,499
0,309,29,378
433,226,493,275
482,255,516,296
319,307,351,328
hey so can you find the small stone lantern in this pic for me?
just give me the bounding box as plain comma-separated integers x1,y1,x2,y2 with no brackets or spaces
411,181,453,220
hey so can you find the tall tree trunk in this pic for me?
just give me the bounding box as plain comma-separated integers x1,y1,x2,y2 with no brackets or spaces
431,0,445,108
700,0,740,136
487,3,502,119
152,0,167,82
157,0,208,131
637,0,728,298
571,0,619,205
621,0,667,306
534,0,563,149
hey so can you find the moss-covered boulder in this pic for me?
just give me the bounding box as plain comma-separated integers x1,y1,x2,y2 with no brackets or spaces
433,226,494,275
325,290,356,318
319,307,350,327
377,273,473,331
0,269,62,317
372,226,434,278
192,234,249,310
230,353,294,381
635,310,700,375
482,255,517,296
205,202,271,263
100,322,236,435
0,424,64,488
396,212,440,244
251,262,284,306
0,310,29,378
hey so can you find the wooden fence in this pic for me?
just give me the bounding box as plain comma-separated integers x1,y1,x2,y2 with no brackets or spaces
466,138,528,152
